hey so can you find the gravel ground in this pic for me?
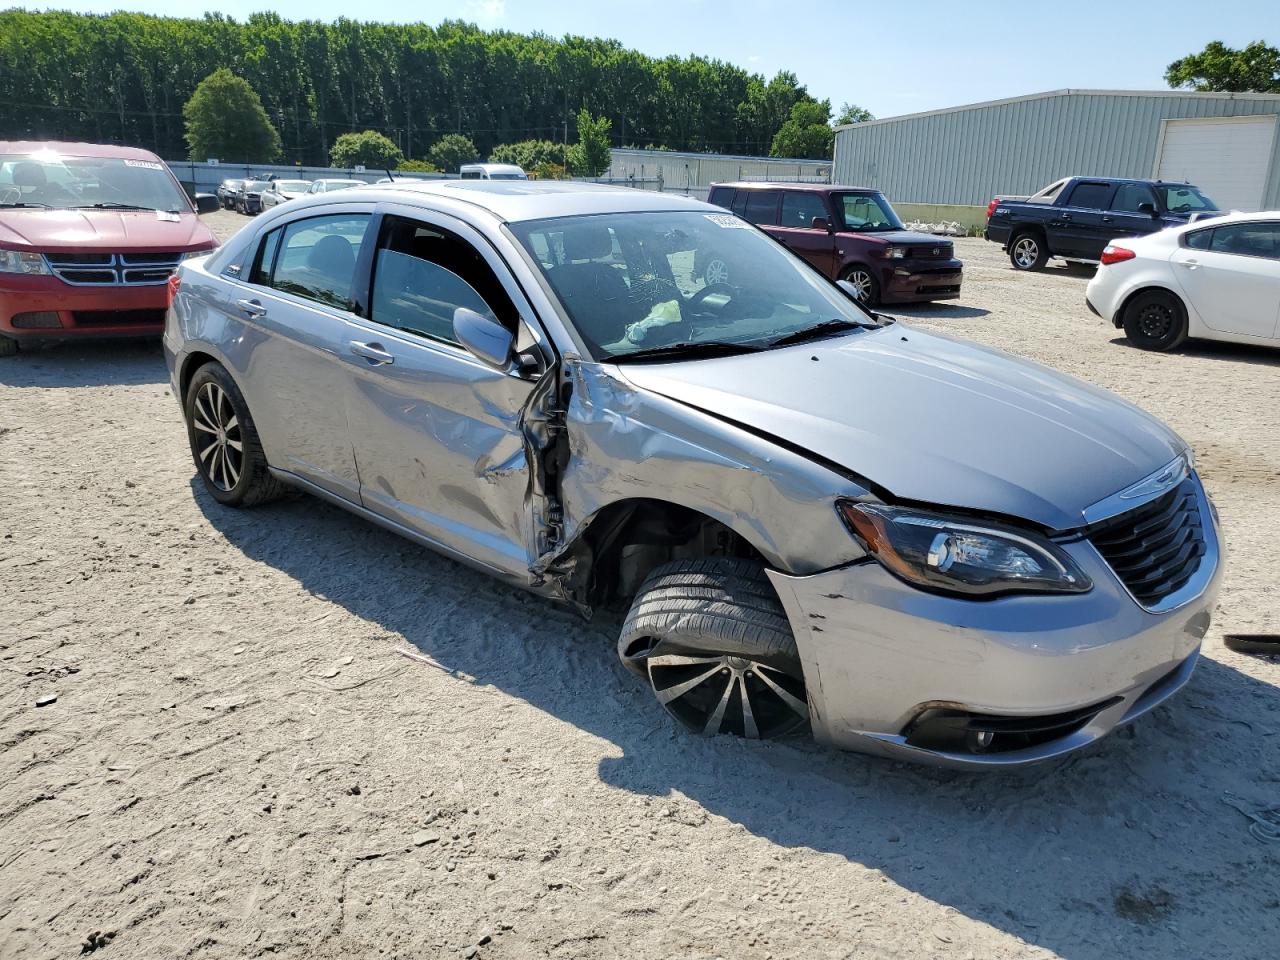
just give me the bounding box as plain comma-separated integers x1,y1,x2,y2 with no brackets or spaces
2,214,1277,960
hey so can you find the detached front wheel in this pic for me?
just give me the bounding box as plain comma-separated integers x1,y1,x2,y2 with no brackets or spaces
618,559,809,740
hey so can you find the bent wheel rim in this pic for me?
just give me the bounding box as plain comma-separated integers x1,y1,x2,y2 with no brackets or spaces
1137,302,1174,340
1013,238,1038,267
847,270,873,300
646,653,808,739
703,258,730,286
192,382,244,492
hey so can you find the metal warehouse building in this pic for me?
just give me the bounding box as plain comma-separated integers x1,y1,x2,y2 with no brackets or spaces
833,89,1280,225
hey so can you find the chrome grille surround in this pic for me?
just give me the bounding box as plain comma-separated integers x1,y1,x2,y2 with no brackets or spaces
44,252,183,286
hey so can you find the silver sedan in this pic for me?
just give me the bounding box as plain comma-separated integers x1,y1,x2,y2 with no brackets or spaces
163,181,1222,768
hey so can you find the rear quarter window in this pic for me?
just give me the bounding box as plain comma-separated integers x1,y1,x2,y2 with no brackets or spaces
1065,182,1115,210
707,187,734,211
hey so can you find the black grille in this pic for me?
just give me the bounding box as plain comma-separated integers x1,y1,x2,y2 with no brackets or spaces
907,243,953,259
1086,479,1205,608
45,252,182,286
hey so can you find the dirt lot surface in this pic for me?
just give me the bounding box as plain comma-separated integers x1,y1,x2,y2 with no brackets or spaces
2,214,1277,960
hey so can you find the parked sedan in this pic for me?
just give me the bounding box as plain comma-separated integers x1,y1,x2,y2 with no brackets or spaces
1086,211,1280,351
260,179,309,210
165,181,1220,768
306,178,365,195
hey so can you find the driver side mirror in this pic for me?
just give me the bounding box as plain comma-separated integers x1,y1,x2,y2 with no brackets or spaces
1137,202,1157,216
194,193,220,215
453,306,515,370
811,216,832,232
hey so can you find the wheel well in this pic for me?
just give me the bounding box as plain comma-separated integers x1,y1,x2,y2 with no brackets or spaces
179,351,220,402
1010,225,1045,245
1116,285,1186,330
561,499,768,610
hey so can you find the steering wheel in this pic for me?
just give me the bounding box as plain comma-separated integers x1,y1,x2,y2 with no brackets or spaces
687,281,736,311
0,187,20,205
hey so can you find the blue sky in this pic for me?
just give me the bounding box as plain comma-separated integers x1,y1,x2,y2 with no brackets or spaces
40,0,1278,119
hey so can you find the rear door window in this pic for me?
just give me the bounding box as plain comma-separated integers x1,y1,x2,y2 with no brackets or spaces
1205,223,1280,260
1064,181,1114,210
779,192,829,228
742,190,780,226
267,214,371,310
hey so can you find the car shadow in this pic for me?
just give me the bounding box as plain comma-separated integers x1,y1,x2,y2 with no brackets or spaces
0,338,168,388
1109,336,1280,368
889,303,991,320
194,480,1279,958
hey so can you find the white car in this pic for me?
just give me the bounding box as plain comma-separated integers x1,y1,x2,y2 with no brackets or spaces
260,179,310,209
1086,211,1280,351
306,178,366,195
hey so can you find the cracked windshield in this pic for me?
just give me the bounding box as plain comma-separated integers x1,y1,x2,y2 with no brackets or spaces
513,210,877,360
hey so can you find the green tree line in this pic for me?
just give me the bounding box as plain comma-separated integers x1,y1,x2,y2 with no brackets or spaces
0,9,828,164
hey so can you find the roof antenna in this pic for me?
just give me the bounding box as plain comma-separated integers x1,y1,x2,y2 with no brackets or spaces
385,168,396,182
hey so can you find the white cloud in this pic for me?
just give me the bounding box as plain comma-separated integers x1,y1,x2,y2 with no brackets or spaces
748,55,761,62
465,0,507,26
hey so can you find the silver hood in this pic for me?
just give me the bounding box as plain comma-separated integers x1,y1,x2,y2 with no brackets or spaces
614,326,1185,531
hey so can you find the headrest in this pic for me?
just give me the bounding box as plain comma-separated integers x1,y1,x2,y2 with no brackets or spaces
306,234,355,277
12,162,47,188
561,223,613,261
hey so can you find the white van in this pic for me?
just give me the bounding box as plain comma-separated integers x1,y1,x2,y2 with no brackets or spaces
459,163,528,181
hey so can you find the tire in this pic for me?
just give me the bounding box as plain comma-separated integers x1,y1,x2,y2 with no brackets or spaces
617,558,808,739
1009,232,1048,271
184,362,286,507
840,265,880,305
0,335,18,357
1121,289,1188,352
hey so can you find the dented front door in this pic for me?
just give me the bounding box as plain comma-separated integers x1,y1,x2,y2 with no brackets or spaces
341,207,545,581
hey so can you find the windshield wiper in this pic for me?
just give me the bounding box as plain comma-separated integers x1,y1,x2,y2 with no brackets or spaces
0,201,51,208
76,202,154,211
769,318,871,348
609,340,766,363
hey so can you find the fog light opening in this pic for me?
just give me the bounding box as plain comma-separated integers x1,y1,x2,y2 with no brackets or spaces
966,729,995,753
10,311,62,329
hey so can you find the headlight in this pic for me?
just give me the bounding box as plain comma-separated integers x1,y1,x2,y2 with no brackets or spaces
837,501,1092,597
883,245,907,259
0,250,50,275
179,247,216,262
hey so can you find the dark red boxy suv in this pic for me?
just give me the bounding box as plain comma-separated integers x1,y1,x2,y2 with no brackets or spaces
707,182,963,305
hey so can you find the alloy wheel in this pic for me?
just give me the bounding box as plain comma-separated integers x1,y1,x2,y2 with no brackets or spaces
846,269,874,301
192,381,243,492
1013,237,1039,268
703,258,730,286
646,652,808,739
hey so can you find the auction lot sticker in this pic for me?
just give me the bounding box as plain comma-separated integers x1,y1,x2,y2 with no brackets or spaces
705,213,751,228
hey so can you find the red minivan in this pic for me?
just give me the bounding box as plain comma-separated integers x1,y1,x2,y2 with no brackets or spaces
707,182,963,305
0,141,219,355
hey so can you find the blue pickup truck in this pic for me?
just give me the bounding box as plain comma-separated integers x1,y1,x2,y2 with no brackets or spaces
984,176,1220,271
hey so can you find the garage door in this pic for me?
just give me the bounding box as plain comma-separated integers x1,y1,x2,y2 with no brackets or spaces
1155,115,1277,212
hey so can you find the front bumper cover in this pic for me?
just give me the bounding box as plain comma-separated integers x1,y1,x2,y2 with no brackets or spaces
766,488,1222,769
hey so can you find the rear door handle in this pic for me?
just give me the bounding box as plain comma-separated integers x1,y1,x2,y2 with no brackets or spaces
349,341,395,366
1101,215,1114,223
1180,258,1199,270
236,298,266,318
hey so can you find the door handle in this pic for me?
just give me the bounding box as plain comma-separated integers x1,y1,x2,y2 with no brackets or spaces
1180,259,1199,270
349,341,395,365
1059,213,1073,221
1101,215,1113,223
236,298,266,318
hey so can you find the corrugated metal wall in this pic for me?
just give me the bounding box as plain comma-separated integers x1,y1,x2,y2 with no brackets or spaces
833,90,1280,208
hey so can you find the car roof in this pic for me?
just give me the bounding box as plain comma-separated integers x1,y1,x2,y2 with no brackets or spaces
0,140,166,161
335,179,714,222
710,181,877,194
